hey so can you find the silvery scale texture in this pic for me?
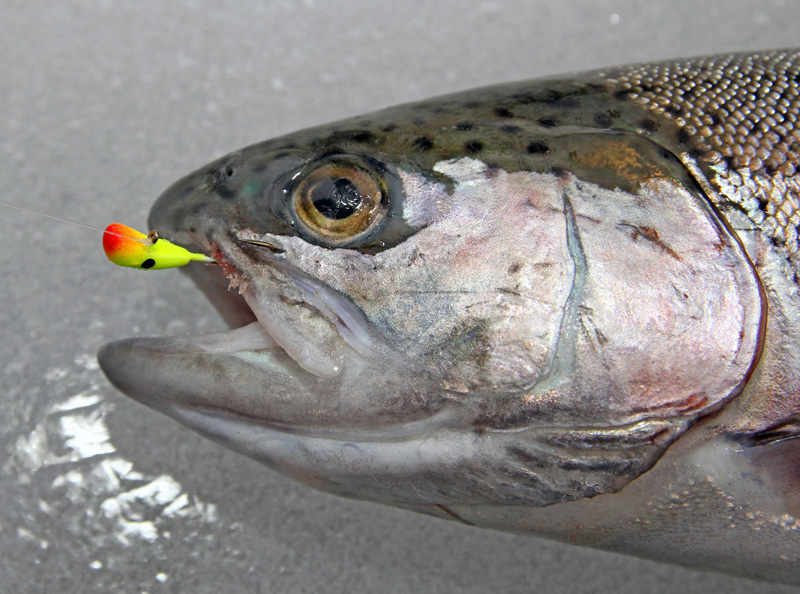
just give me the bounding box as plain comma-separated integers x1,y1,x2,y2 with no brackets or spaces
2,1,799,592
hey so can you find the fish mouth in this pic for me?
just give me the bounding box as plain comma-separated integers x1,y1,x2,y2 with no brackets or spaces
171,227,385,376
97,226,402,432
199,228,375,379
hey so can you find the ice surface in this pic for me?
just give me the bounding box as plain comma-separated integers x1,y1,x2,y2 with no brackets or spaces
2,1,799,593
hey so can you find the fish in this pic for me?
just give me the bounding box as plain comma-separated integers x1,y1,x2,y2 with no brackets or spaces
98,49,800,585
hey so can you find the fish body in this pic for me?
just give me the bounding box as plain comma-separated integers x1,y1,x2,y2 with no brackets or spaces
99,50,800,584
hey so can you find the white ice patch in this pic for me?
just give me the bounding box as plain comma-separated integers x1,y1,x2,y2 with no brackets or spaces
100,474,217,545
59,408,116,459
52,392,103,412
6,354,218,547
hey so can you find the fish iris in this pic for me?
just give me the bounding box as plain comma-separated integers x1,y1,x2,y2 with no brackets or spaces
292,159,386,244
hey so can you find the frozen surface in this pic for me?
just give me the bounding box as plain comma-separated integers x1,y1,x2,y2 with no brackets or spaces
2,1,799,592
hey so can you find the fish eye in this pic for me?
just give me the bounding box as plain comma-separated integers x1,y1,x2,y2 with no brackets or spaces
290,157,387,245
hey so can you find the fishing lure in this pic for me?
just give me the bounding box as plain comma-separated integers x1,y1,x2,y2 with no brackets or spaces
102,223,214,270
0,200,213,270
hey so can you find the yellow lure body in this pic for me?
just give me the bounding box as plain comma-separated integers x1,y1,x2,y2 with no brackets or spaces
103,223,213,270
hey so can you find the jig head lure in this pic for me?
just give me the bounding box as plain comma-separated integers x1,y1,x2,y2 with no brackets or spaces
102,223,214,270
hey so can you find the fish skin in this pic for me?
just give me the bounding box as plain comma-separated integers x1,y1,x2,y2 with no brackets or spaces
98,50,800,584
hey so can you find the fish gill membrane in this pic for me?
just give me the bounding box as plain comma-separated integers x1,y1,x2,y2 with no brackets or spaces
98,50,800,585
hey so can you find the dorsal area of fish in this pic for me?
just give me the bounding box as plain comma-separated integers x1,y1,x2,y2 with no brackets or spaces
156,50,799,271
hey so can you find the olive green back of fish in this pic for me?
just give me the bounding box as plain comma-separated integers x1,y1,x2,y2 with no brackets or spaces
169,50,798,272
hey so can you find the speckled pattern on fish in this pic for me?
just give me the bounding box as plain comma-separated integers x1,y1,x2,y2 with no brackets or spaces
604,50,800,275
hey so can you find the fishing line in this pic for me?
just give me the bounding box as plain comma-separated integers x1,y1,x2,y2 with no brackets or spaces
0,199,215,270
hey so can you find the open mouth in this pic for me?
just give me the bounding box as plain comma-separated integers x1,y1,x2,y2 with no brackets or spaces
96,226,446,439
172,229,381,379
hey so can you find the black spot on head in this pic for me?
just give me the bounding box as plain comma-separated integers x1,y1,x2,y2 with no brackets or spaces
494,106,514,118
141,258,156,269
553,96,581,109
210,168,237,199
381,123,398,132
526,141,549,154
325,130,355,144
640,118,659,133
594,112,613,128
538,118,557,128
511,92,536,104
414,136,434,151
464,140,484,154
689,148,705,160
500,125,522,134
348,130,376,143
455,121,474,130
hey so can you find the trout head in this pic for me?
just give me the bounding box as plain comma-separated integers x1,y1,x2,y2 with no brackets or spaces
99,85,763,511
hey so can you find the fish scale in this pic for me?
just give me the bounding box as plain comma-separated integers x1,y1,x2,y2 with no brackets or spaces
604,50,800,273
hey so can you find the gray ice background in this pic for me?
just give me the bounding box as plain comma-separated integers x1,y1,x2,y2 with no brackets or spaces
2,1,799,592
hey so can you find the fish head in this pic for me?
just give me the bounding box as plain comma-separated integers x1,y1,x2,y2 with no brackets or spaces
99,87,764,510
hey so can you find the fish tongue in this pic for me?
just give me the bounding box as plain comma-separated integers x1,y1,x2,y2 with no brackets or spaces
241,281,345,378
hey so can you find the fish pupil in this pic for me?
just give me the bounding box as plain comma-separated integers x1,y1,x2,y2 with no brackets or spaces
311,177,361,219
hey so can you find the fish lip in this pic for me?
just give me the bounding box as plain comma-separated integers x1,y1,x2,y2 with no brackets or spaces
179,399,460,441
